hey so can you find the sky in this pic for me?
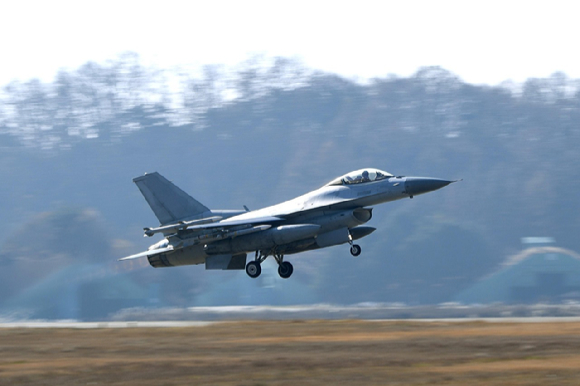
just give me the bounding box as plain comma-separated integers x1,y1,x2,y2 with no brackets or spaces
1,0,579,87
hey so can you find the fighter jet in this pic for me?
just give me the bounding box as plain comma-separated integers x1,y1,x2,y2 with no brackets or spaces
120,169,456,279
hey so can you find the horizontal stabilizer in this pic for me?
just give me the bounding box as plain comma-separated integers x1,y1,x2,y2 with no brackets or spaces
118,246,174,261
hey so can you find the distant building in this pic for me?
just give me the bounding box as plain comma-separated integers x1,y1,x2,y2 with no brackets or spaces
455,239,580,304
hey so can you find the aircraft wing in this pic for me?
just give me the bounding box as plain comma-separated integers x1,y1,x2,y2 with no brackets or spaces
280,197,362,218
167,216,285,247
143,216,284,237
121,216,286,261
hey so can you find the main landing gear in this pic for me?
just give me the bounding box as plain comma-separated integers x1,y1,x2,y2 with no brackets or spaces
245,251,293,279
277,260,293,279
245,234,362,278
245,260,261,278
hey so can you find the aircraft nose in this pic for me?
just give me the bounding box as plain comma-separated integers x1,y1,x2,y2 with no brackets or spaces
404,177,454,198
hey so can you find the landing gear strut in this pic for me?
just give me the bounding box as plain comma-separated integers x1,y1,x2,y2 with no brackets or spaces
274,253,293,279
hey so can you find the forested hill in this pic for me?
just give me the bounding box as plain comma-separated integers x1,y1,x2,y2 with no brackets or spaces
1,54,579,308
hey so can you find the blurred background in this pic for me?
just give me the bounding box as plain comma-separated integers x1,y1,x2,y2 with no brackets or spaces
1,1,579,320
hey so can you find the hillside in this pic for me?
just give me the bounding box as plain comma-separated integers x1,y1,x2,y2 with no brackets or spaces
1,55,579,317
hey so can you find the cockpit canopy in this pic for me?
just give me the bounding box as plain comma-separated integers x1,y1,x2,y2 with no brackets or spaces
324,168,393,186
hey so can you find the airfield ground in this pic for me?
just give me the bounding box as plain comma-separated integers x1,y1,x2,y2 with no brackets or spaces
2,320,580,385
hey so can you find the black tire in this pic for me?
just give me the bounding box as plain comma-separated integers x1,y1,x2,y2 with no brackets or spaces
277,261,294,279
246,261,261,278
350,244,362,257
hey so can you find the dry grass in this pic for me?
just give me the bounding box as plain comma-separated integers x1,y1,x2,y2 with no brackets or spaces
2,320,580,385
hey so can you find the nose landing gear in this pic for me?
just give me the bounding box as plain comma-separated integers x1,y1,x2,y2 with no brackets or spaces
350,244,362,256
347,232,362,256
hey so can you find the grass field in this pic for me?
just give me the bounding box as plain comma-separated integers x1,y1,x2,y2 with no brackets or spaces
2,320,580,385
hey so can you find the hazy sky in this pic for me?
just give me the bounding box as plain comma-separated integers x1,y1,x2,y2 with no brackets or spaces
1,0,579,86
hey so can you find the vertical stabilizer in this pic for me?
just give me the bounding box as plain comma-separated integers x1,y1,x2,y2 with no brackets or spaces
133,172,210,225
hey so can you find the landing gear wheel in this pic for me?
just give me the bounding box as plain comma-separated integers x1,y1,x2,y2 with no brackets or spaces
278,261,294,279
246,261,262,278
350,244,362,257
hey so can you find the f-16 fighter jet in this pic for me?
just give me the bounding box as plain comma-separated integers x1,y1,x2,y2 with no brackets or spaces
120,169,456,279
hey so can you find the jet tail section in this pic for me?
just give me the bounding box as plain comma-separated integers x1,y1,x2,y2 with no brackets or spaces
133,172,210,225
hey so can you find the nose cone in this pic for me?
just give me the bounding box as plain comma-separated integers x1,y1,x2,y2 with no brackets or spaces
405,177,454,197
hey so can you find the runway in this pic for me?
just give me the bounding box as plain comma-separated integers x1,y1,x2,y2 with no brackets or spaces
0,320,215,328
2,319,580,385
3,317,580,329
